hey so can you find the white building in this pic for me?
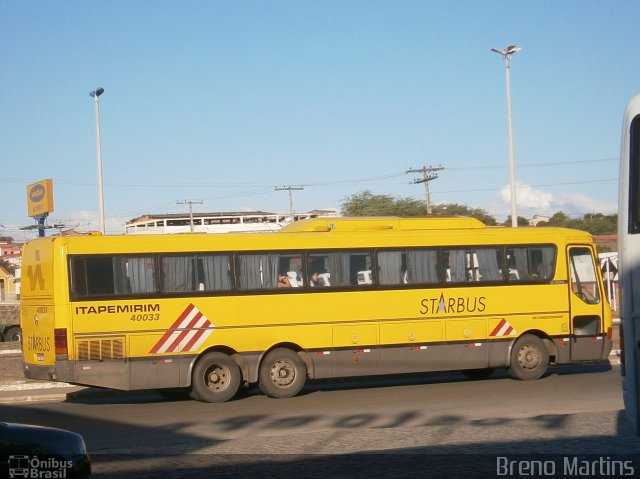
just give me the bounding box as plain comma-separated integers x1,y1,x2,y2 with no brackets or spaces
124,210,338,235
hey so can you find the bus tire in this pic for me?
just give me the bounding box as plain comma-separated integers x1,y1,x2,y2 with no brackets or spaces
508,334,549,380
190,352,241,403
259,348,307,399
4,327,20,342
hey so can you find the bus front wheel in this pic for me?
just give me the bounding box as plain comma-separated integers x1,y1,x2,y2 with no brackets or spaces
259,348,307,399
508,334,549,380
190,352,241,403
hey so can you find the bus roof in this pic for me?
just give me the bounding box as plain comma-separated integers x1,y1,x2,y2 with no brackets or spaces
25,217,595,254
279,216,486,233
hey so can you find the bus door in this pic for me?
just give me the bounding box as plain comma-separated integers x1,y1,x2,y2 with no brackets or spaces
567,246,605,360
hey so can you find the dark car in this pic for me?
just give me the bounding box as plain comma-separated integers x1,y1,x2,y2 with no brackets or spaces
0,423,91,478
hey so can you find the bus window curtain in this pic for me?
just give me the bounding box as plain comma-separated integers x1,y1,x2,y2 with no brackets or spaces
265,254,279,288
238,255,265,289
447,250,467,282
378,251,403,285
125,257,156,293
538,247,555,279
476,249,501,281
162,256,194,292
201,255,231,290
327,253,349,286
407,250,438,283
513,248,530,280
113,258,128,294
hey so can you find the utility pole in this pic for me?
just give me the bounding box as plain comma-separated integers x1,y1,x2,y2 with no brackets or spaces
406,166,444,214
177,200,203,232
275,186,304,218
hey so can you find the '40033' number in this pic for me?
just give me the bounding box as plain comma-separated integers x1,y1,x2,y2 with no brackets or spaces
130,313,160,321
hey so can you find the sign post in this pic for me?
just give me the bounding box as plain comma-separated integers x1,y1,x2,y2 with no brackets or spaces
26,179,54,237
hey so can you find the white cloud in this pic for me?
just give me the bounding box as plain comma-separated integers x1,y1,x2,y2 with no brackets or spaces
500,182,553,209
494,182,617,220
553,192,617,216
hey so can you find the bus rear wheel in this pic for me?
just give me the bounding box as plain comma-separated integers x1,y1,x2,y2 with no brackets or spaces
259,348,306,399
508,334,549,380
190,352,241,403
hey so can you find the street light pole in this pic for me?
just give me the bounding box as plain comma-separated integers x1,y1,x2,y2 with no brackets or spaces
90,87,105,234
491,45,521,227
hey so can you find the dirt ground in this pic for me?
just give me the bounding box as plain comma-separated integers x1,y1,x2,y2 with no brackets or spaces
0,341,25,383
0,356,25,383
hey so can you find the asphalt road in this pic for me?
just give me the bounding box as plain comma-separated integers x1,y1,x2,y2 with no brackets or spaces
3,363,639,478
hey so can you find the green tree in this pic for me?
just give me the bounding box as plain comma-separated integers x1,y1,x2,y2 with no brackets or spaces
547,212,570,226
432,204,497,225
341,191,424,216
0,258,16,275
540,211,617,235
340,192,497,224
503,216,530,227
576,213,617,235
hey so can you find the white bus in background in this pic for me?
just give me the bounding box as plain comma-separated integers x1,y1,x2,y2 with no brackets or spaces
618,94,640,434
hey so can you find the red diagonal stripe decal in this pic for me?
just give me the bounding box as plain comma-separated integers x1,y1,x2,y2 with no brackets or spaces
490,319,506,337
164,311,203,353
150,303,195,354
182,320,212,351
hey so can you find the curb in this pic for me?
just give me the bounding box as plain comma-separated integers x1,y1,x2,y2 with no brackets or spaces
0,392,76,404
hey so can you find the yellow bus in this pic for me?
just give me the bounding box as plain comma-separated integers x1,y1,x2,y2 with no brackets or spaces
20,217,613,402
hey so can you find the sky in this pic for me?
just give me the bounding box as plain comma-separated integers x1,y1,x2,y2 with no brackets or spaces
1,0,638,239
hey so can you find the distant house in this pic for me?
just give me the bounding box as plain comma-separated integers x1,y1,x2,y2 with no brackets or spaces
528,215,549,227
0,264,18,302
0,242,22,257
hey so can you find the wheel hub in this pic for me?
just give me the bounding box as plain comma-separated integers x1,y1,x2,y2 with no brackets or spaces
518,345,540,370
206,365,228,391
271,359,295,387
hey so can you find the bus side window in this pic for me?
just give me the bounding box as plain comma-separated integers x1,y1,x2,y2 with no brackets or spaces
70,257,115,297
197,255,232,291
444,249,469,283
405,249,438,284
70,257,89,297
308,251,372,287
236,254,271,290
308,253,332,287
162,256,196,292
237,253,302,290
116,257,157,294
475,248,503,282
377,251,405,285
507,246,555,282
